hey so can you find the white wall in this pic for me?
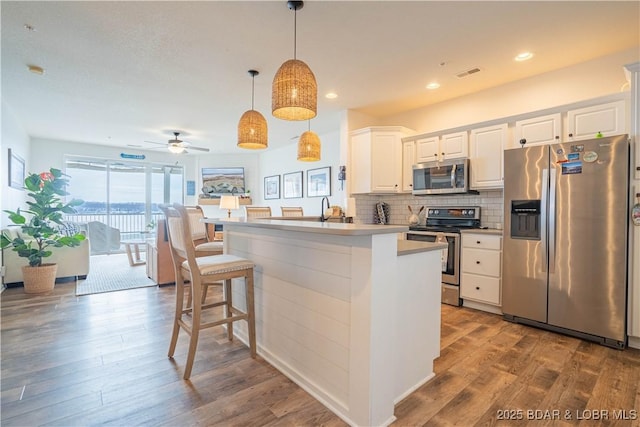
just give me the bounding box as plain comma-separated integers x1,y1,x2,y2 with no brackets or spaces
380,47,637,135
1,101,30,228
257,129,346,217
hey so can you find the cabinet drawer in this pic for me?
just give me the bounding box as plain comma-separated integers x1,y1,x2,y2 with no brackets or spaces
461,273,501,305
462,234,501,250
462,248,501,276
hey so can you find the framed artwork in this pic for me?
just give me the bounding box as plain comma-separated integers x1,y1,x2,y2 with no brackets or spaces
264,175,280,199
8,148,25,190
283,171,303,199
307,166,331,197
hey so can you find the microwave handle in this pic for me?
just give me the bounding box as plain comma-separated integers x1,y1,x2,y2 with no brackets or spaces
450,163,457,188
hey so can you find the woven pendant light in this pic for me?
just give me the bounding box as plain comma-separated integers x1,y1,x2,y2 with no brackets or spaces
297,121,321,161
238,69,268,149
272,1,317,121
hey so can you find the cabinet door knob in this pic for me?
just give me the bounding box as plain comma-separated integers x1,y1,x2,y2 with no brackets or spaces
476,261,480,264
476,241,481,244
476,286,480,290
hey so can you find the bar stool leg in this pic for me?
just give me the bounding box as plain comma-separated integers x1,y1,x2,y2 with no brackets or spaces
225,279,233,341
184,278,203,380
168,275,185,358
246,269,257,358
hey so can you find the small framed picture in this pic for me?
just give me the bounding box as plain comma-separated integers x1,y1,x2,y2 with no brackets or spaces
264,175,280,200
307,166,331,197
8,148,25,190
283,171,303,199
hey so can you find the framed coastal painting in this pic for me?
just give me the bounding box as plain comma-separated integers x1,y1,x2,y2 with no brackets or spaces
8,148,25,190
264,175,280,200
307,166,331,197
283,171,303,199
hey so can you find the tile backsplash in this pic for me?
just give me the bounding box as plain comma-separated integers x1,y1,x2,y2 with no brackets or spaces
353,190,504,228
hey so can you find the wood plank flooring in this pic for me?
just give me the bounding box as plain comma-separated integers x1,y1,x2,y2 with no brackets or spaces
1,282,639,426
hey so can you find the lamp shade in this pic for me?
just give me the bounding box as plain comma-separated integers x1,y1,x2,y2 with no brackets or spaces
297,130,321,161
220,195,240,210
237,109,268,149
272,59,317,121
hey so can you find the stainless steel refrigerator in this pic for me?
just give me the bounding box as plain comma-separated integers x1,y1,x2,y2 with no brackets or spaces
502,134,629,348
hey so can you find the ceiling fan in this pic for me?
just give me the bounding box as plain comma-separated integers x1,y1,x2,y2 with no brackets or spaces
144,132,210,154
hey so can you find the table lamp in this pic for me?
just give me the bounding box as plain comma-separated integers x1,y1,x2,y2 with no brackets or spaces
220,195,239,218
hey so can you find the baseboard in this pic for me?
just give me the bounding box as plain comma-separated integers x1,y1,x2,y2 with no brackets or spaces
462,299,503,315
393,372,435,405
628,335,640,349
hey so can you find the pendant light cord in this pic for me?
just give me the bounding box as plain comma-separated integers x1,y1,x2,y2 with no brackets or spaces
251,74,255,110
293,8,297,60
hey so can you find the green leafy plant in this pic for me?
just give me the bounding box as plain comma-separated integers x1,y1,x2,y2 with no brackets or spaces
1,168,85,267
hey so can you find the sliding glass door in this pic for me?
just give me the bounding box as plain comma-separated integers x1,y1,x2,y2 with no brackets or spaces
65,157,184,254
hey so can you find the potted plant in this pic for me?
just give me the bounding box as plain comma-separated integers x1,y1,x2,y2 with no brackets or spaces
1,168,85,293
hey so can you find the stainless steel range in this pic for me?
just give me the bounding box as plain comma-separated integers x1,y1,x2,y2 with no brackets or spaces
406,206,481,306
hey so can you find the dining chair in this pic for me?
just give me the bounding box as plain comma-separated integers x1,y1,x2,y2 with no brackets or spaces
245,206,272,219
280,206,304,217
160,203,256,380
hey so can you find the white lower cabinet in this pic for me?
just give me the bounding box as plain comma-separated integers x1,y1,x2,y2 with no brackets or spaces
461,233,502,310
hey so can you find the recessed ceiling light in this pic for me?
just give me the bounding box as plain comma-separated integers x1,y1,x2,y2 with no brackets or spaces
24,24,36,32
27,65,44,75
426,82,440,90
515,52,534,62
325,92,338,99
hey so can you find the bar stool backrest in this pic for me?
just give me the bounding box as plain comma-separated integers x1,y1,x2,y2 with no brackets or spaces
245,206,272,219
281,207,304,217
185,205,209,243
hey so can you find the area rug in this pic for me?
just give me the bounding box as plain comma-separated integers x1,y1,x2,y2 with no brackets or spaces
76,253,157,296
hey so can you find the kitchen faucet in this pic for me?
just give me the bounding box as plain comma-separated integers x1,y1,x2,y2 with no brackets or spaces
320,197,330,222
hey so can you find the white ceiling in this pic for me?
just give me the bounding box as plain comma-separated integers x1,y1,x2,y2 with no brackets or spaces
2,1,639,154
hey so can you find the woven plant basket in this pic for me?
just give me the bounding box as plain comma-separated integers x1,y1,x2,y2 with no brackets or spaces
21,264,58,294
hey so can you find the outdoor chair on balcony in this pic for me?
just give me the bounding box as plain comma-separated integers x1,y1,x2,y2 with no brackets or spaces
87,221,121,255
160,203,256,380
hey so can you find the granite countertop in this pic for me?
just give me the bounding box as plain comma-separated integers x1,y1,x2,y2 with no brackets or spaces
204,217,408,236
397,240,448,256
460,228,503,235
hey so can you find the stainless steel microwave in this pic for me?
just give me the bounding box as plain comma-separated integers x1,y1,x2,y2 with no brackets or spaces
412,158,472,195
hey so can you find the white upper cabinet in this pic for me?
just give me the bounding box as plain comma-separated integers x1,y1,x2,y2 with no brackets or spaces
415,136,439,163
402,140,416,192
470,123,507,189
567,100,626,141
350,126,414,194
441,131,469,159
415,132,468,163
513,113,561,148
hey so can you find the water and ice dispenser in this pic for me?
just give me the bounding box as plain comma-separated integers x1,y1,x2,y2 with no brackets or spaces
510,200,541,240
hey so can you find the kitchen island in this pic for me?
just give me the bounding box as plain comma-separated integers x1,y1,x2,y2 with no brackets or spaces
203,218,447,426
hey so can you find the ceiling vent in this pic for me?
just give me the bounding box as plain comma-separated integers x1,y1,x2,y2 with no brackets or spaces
456,67,481,78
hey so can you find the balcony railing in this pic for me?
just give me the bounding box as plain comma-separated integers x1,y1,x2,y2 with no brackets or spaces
64,212,164,240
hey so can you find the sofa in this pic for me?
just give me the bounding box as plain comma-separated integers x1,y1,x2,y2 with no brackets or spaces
1,226,90,286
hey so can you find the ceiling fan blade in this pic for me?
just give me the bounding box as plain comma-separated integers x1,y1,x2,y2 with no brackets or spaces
188,146,210,152
144,140,167,146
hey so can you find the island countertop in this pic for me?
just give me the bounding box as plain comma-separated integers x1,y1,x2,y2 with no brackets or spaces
204,217,408,236
397,240,448,256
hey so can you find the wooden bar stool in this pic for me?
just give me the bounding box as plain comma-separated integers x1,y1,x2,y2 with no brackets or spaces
160,203,256,380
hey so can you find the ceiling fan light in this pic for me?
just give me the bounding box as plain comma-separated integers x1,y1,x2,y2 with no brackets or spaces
272,59,317,121
168,144,185,154
237,109,268,149
297,130,321,161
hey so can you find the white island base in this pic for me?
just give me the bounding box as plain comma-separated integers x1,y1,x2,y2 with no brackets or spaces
209,219,445,426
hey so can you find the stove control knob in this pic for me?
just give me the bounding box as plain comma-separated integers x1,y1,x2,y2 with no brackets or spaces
467,209,474,216
428,209,434,215
434,210,439,215
462,210,467,215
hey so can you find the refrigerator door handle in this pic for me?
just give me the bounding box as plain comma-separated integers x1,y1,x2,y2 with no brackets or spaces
541,168,549,273
548,168,557,273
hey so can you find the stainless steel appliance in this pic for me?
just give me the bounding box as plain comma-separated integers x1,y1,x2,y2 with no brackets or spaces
412,158,476,195
407,206,481,306
502,134,629,348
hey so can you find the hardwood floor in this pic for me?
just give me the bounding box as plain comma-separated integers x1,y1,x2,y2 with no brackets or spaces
1,283,639,426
